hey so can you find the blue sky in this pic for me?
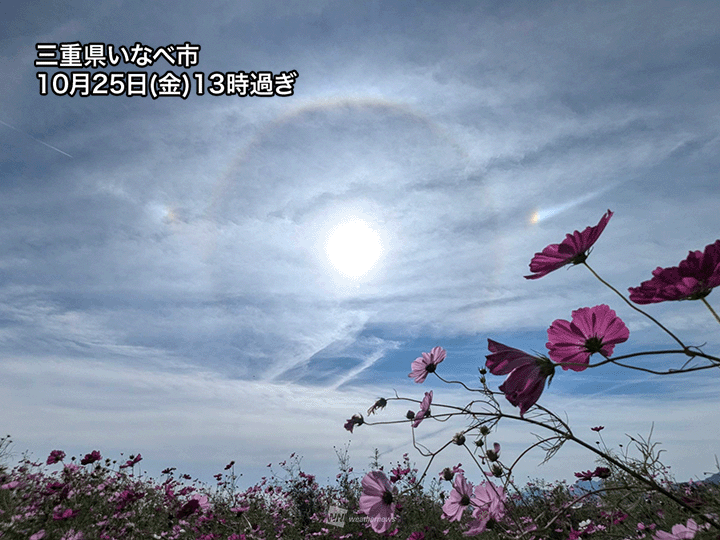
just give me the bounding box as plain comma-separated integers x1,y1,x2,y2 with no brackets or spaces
2,1,720,498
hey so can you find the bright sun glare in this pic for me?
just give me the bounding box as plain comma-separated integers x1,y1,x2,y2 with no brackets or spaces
326,219,382,278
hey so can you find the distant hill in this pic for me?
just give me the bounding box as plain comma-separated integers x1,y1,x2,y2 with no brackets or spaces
510,470,720,507
553,471,720,501
678,471,720,486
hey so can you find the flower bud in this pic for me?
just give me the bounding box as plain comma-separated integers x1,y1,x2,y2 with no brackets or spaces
367,398,387,416
491,464,503,478
480,426,490,436
486,442,501,462
406,410,415,420
441,467,454,481
453,433,466,446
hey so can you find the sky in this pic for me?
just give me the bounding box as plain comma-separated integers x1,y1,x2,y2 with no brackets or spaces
1,0,720,503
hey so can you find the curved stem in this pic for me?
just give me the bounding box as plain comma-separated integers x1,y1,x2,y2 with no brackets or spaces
702,297,720,325
434,373,483,393
583,262,688,350
607,359,719,375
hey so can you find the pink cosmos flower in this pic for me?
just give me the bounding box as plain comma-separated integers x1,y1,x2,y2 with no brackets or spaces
472,481,506,520
442,473,474,522
485,339,555,417
525,210,613,279
546,304,629,371
408,346,446,383
463,481,506,535
412,391,433,428
652,518,707,539
359,471,397,534
629,239,720,304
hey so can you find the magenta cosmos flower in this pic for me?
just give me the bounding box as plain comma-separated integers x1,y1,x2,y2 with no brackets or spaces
442,473,475,522
408,346,446,383
412,391,433,428
525,210,613,280
546,304,629,371
80,450,102,465
629,239,720,304
359,471,397,534
485,339,555,417
46,450,66,465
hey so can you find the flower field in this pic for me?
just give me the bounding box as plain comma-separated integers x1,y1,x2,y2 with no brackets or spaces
1,435,719,540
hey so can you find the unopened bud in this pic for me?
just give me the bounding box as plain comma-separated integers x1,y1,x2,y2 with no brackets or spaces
480,426,490,436
491,464,503,478
406,410,415,420
453,433,466,446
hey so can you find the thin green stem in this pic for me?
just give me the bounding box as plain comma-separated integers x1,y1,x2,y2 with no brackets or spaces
583,262,688,350
702,297,720,325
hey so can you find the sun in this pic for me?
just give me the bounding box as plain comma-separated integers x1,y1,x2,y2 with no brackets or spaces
326,219,382,278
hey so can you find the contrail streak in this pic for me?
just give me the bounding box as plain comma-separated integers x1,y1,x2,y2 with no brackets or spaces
0,119,74,158
529,181,620,224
